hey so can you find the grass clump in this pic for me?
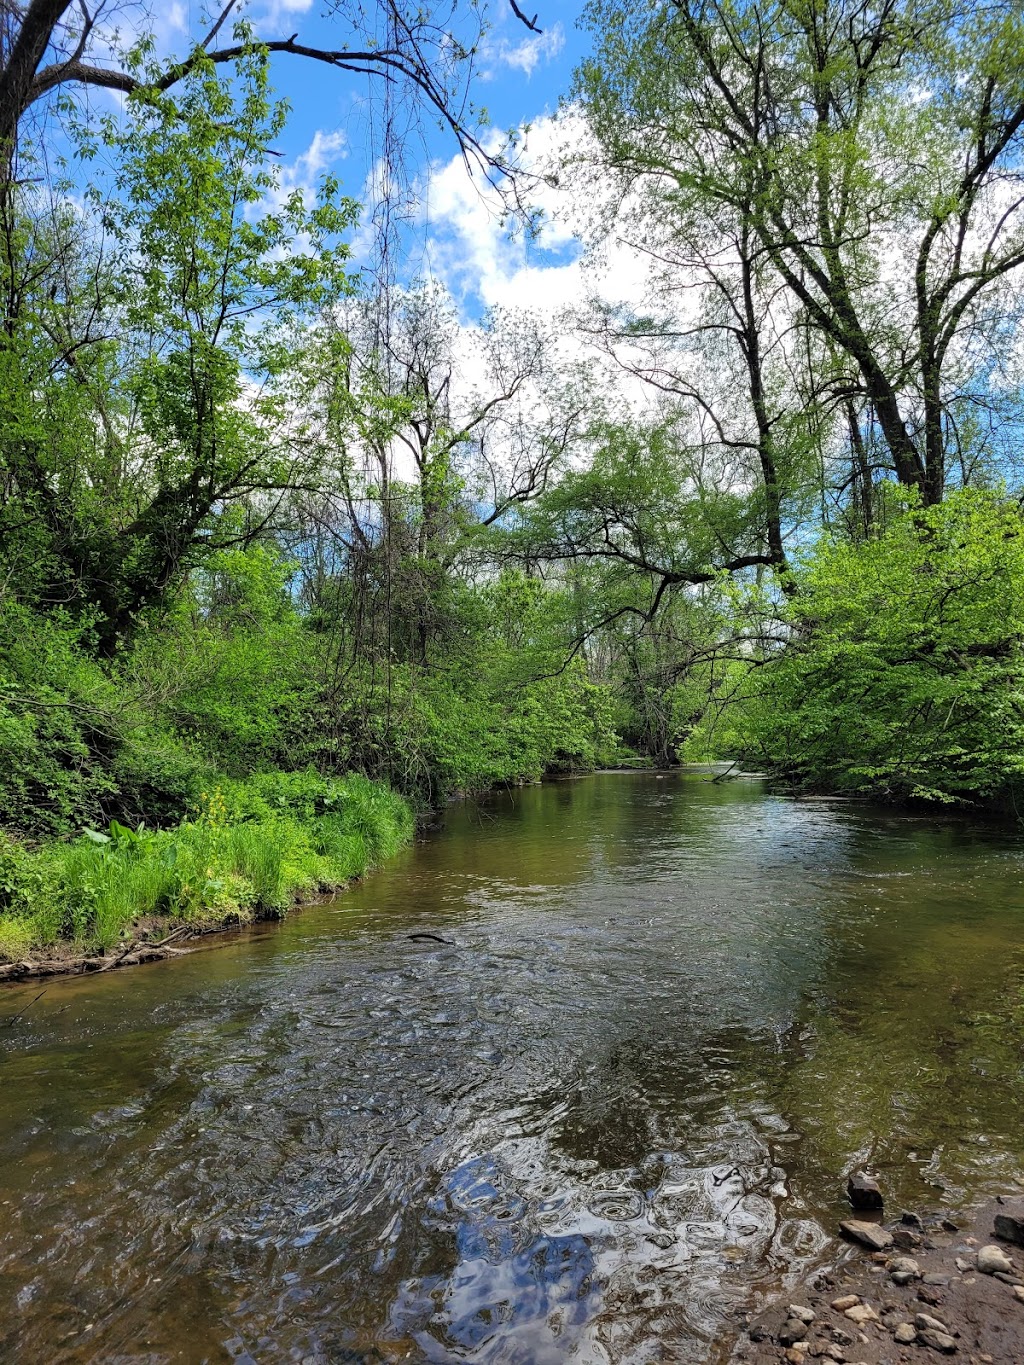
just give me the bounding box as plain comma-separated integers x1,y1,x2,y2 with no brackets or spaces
0,771,414,961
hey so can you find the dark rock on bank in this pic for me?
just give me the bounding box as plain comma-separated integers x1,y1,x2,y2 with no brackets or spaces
993,1213,1024,1248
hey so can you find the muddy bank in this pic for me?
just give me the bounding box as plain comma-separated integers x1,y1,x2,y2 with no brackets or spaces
734,1197,1024,1364
0,895,336,986
0,919,243,984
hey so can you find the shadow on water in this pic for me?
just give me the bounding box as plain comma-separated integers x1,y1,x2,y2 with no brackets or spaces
1,772,1024,1362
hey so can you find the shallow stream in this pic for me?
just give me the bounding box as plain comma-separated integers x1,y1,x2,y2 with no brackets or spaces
2,772,1024,1363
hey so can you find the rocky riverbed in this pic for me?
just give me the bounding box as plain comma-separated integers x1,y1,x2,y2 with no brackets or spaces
732,1197,1024,1364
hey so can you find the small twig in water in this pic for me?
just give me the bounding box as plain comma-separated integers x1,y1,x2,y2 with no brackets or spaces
407,932,455,946
3,989,45,1028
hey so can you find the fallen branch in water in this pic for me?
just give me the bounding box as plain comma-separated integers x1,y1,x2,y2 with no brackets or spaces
149,924,192,950
101,923,193,970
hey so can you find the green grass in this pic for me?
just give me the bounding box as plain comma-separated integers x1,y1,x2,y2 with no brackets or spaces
0,771,414,960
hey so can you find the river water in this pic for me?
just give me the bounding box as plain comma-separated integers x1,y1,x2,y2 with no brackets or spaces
2,772,1024,1363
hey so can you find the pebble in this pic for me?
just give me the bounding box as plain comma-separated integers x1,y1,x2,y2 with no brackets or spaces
843,1304,878,1325
915,1312,951,1334
977,1243,1014,1274
888,1255,920,1277
784,1349,808,1363
922,1273,949,1285
831,1295,861,1312
956,1256,975,1271
893,1322,917,1344
992,1269,1023,1286
918,1328,956,1353
1014,1284,1024,1303
788,1305,816,1323
779,1318,809,1345
892,1227,920,1250
820,1347,847,1363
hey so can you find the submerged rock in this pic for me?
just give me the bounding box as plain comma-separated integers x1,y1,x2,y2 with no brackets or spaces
847,1171,883,1211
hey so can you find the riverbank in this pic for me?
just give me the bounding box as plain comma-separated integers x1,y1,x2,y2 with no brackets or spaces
733,1197,1024,1364
0,771,414,981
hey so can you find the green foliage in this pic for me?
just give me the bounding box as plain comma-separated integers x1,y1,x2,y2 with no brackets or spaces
0,605,119,834
123,546,319,777
0,773,414,959
735,490,1024,804
0,43,357,655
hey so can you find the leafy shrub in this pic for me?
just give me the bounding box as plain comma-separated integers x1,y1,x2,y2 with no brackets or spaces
736,490,1024,804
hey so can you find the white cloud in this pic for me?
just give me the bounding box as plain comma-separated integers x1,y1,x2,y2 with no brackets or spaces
420,110,649,325
481,23,566,79
251,0,316,33
289,129,348,186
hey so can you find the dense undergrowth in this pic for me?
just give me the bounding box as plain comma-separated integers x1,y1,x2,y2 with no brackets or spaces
691,490,1024,807
0,771,413,962
0,550,621,962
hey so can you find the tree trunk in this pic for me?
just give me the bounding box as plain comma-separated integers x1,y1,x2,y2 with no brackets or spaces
0,0,70,167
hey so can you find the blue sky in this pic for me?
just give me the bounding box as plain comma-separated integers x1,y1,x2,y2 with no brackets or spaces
258,0,593,182
126,0,598,315
265,0,594,310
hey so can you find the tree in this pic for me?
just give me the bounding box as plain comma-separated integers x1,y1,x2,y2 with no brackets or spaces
0,45,355,652
578,184,823,576
288,281,573,669
578,0,1024,505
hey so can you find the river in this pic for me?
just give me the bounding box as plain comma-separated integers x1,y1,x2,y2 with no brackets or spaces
2,771,1024,1363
